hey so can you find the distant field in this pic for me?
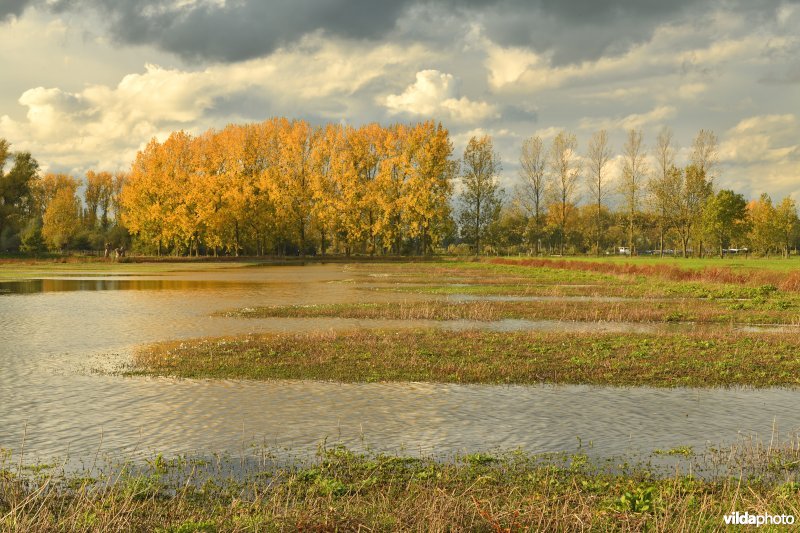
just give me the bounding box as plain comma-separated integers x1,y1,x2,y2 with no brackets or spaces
506,254,799,271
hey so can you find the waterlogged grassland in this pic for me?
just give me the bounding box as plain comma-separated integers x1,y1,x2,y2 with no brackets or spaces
128,258,800,386
131,330,800,387
4,443,800,532
223,298,800,325
335,260,800,326
350,259,800,299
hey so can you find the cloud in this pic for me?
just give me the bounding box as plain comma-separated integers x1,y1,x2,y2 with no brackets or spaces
720,114,799,164
676,82,707,99
0,34,433,173
7,0,788,65
0,0,29,21
484,18,780,94
1,0,799,204
26,0,417,63
384,70,498,123
579,105,676,131
719,114,800,199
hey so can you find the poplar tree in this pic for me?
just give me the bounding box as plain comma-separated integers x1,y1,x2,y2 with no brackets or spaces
458,135,502,256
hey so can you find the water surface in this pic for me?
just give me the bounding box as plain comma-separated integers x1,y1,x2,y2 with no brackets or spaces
2,264,799,469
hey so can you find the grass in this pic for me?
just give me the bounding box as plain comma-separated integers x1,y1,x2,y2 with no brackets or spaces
510,254,800,272
222,297,800,325
3,441,800,532
489,257,800,291
130,329,800,387
353,259,800,298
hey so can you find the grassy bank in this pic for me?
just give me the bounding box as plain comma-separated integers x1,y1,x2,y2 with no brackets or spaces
131,329,800,387
3,444,800,532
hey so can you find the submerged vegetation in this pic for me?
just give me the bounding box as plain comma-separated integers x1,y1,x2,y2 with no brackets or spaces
3,441,800,532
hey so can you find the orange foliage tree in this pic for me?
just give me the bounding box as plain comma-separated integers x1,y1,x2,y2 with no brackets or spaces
118,119,454,256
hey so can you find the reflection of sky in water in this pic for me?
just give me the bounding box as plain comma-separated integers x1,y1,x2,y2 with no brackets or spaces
1,264,800,470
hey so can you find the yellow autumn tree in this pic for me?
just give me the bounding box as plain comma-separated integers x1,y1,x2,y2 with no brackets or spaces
402,121,455,254
42,185,81,251
117,118,456,256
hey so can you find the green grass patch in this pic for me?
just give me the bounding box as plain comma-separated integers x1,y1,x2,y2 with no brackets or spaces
131,329,800,387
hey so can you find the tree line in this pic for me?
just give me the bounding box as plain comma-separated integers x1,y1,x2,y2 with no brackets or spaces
0,137,128,254
1,120,797,258
464,128,799,258
120,119,454,256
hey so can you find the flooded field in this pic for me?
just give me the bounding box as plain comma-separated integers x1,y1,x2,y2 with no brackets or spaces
2,263,800,470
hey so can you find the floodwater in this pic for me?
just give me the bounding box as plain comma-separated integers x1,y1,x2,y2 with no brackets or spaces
2,264,800,469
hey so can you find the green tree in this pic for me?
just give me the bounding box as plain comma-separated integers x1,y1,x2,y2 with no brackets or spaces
648,165,682,256
458,135,502,255
19,217,45,253
703,189,749,258
85,170,114,229
0,146,39,250
649,128,677,256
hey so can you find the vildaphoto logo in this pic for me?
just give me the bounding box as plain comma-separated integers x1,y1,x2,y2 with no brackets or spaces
723,511,795,527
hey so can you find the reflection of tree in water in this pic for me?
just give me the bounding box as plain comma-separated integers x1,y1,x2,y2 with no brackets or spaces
0,278,250,294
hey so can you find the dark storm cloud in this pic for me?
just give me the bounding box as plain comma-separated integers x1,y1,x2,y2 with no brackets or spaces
78,0,709,64
51,0,413,62
5,0,799,64
474,0,799,65
0,0,32,21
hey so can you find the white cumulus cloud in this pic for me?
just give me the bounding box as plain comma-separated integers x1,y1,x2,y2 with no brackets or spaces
384,70,498,123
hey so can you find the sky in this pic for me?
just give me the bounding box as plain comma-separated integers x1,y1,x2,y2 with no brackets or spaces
0,0,798,202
